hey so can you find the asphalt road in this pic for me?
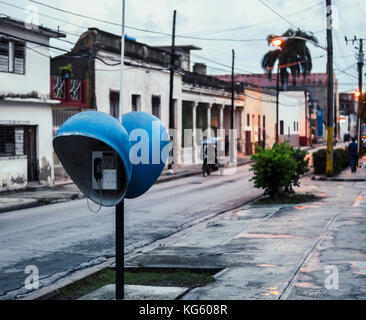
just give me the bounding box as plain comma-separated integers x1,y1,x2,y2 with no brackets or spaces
0,164,261,299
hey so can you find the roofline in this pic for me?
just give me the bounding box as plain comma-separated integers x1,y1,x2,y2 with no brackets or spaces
0,15,66,38
153,45,202,51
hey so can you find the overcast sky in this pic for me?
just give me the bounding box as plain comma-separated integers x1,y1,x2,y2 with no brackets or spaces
1,0,364,93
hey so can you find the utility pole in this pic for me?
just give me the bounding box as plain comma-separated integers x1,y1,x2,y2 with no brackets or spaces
276,66,279,143
357,39,364,153
168,10,176,172
345,35,365,153
230,49,235,162
325,0,334,177
231,49,235,130
116,0,126,301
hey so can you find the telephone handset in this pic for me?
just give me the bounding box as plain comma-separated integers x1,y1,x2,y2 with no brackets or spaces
94,157,102,181
92,151,117,190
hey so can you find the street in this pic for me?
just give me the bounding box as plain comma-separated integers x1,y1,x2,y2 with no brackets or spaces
0,164,261,299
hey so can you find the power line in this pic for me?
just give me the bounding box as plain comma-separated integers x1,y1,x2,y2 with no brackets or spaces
257,0,299,30
181,2,323,37
0,0,84,37
28,0,266,42
0,30,69,52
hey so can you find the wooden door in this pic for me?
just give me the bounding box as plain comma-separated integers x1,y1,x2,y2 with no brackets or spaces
245,130,252,155
24,126,38,182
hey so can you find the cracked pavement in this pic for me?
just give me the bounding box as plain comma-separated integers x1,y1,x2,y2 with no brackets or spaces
127,171,366,300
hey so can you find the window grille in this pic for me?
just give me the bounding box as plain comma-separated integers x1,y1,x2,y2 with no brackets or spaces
0,38,25,74
70,79,81,101
0,38,9,72
52,108,80,129
0,126,15,156
53,76,66,99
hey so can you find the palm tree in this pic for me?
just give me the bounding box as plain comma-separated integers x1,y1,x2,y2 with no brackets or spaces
261,29,318,87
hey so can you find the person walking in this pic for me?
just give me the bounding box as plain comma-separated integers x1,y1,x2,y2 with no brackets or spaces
348,137,359,173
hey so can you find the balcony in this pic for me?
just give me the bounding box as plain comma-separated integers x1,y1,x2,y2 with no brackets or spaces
50,76,89,108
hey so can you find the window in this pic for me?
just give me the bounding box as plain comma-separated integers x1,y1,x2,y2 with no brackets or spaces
52,108,80,133
152,95,161,118
0,38,9,72
258,115,260,128
131,94,141,112
0,126,24,156
247,114,250,126
110,91,119,119
280,120,284,135
263,115,266,128
297,122,299,132
294,121,296,132
0,38,25,74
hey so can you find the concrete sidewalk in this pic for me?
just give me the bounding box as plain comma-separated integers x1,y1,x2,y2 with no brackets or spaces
124,171,366,300
312,155,366,182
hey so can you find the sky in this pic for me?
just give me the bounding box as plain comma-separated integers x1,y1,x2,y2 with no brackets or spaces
0,0,364,93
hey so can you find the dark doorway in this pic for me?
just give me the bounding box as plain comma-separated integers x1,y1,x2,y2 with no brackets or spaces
24,126,38,182
245,130,252,155
110,91,119,119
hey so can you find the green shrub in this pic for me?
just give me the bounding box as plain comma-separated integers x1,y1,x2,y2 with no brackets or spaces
312,148,326,174
312,148,350,175
333,148,350,174
249,142,309,199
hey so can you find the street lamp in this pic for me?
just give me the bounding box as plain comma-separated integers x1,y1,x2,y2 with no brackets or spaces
271,39,283,47
271,36,327,51
270,39,281,143
270,34,332,175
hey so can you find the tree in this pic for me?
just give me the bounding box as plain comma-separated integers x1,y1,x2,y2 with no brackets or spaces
261,28,318,87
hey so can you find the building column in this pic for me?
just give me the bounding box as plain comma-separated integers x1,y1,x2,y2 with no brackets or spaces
192,101,198,163
207,103,212,138
175,98,182,165
218,104,224,139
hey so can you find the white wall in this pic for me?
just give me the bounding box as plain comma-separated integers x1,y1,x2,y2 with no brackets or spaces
0,156,27,191
94,51,182,130
278,92,300,146
242,89,277,148
339,117,348,141
0,102,54,186
280,91,307,138
0,25,51,98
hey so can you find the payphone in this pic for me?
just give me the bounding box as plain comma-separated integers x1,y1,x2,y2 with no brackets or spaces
92,151,118,190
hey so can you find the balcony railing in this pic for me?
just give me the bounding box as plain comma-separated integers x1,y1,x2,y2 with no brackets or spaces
51,76,89,107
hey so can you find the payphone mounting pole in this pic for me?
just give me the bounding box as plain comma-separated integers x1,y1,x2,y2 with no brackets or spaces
115,199,124,300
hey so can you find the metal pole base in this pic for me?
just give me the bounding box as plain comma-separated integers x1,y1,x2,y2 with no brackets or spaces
115,199,124,300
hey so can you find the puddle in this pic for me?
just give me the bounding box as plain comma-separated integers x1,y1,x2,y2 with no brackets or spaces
349,261,366,275
233,232,312,240
294,205,321,210
257,264,277,268
261,286,280,296
294,282,321,289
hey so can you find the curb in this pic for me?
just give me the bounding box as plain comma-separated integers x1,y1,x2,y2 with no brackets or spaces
311,176,366,182
0,199,38,214
0,195,83,215
0,160,253,214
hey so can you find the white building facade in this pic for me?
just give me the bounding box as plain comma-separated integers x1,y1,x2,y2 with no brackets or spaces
0,17,64,191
